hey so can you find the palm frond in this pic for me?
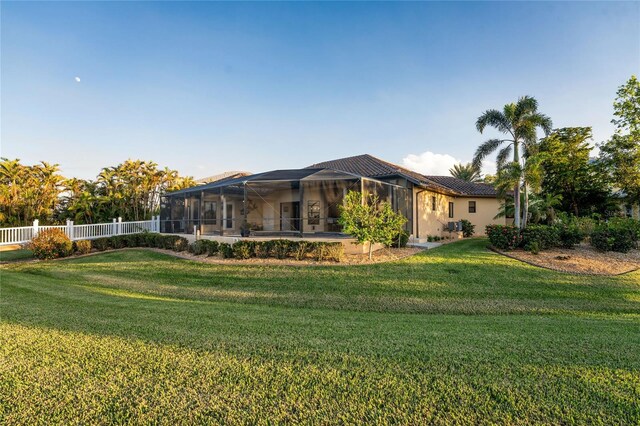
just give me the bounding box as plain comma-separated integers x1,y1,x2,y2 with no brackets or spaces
496,145,513,170
514,96,538,118
472,138,506,170
527,113,553,136
476,110,511,134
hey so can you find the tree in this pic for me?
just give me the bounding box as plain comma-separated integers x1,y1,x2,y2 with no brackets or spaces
0,159,65,226
473,96,552,228
338,190,407,260
0,158,195,226
538,127,610,216
599,76,640,205
449,163,482,182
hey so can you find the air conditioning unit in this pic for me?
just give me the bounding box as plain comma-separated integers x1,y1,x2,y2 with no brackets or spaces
447,222,456,232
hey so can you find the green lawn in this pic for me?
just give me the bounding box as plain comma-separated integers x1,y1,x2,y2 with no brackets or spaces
0,249,32,262
1,239,639,424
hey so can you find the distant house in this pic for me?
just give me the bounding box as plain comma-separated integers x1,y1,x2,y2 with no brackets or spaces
160,154,507,240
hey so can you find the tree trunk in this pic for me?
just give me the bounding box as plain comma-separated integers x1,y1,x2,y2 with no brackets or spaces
522,185,529,228
513,142,521,228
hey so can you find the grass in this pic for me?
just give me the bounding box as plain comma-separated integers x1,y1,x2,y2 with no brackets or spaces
1,239,639,424
0,248,32,262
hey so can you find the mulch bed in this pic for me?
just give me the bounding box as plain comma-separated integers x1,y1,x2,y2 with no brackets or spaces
491,244,640,276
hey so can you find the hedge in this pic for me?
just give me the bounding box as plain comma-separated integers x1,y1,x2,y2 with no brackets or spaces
487,223,585,252
591,219,640,253
26,231,346,263
485,225,522,250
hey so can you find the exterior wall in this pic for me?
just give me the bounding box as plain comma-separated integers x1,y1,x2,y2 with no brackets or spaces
412,187,505,238
452,197,506,234
413,189,455,237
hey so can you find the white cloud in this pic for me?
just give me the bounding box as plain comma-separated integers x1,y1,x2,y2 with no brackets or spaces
402,151,459,176
75,77,81,82
402,151,498,177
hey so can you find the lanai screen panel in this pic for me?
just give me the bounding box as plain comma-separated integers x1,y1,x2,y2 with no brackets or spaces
245,180,301,233
300,175,361,234
159,196,185,233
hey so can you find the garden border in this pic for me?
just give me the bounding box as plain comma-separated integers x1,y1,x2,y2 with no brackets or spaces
487,245,640,276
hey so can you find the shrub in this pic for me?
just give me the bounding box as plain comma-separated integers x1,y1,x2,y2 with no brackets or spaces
93,237,110,251
323,242,344,262
590,226,614,252
255,241,273,258
392,231,410,248
160,235,180,250
272,240,293,259
573,217,597,238
206,240,219,256
142,232,161,248
73,239,92,255
124,233,144,247
520,225,559,251
29,228,73,260
172,237,189,252
293,241,313,260
190,240,210,256
219,243,233,258
108,235,127,249
528,241,540,255
232,241,255,259
460,220,475,238
486,225,521,251
556,224,584,249
590,219,638,253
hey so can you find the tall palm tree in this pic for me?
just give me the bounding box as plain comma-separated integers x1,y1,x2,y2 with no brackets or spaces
449,163,482,182
472,96,552,228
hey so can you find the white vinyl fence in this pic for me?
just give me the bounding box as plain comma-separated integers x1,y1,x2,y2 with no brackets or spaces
0,216,161,246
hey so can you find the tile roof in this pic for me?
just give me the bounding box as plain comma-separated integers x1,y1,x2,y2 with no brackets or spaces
422,175,498,197
309,154,497,197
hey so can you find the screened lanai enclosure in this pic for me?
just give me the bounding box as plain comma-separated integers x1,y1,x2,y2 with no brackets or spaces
160,168,411,237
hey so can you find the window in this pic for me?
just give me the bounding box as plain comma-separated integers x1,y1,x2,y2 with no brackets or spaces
431,196,436,211
308,200,320,225
468,201,476,214
203,201,217,224
448,202,454,218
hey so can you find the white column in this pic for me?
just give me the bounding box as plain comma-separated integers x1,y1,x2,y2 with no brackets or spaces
33,219,39,238
112,218,117,236
117,217,122,235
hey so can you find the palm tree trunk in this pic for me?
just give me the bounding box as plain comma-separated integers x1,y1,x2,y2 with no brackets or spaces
513,143,521,228
522,185,529,228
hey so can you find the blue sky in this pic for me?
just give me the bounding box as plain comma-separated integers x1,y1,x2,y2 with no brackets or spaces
2,1,638,179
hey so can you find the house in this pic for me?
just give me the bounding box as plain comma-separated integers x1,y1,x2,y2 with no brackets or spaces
160,154,507,241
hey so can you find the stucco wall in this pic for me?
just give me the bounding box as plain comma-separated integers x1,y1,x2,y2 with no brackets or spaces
412,188,506,238
452,197,506,235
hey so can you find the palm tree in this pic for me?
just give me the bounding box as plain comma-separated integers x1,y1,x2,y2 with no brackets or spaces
473,96,552,228
449,163,482,182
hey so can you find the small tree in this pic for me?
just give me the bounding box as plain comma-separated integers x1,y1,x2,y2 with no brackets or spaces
338,191,407,260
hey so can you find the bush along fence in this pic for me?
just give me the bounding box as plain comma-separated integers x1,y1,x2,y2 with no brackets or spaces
486,218,640,254
0,216,161,246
